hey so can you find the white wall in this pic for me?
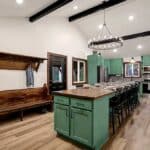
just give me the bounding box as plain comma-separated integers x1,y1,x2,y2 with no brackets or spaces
0,16,89,90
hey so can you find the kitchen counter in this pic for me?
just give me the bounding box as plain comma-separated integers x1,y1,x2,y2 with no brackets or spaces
53,87,113,100
53,87,114,150
53,81,142,150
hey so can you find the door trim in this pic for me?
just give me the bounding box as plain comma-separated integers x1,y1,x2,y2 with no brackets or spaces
47,52,68,94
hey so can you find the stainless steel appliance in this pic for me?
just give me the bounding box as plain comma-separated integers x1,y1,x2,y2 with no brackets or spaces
143,66,150,93
97,66,108,82
143,66,150,73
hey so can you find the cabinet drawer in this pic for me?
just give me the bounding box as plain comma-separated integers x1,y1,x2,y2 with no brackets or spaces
54,96,69,105
71,98,92,110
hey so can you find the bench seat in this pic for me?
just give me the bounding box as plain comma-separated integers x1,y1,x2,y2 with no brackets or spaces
0,84,52,120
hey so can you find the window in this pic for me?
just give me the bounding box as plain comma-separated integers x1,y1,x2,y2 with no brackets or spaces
72,58,87,84
52,65,63,83
124,62,141,78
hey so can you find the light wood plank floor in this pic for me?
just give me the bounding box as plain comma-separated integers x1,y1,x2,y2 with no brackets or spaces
0,95,150,150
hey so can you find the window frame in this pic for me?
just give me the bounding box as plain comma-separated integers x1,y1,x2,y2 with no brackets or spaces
123,62,141,78
72,57,87,85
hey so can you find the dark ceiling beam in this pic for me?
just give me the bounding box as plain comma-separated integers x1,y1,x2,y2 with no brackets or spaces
122,31,150,40
29,0,73,22
69,0,127,22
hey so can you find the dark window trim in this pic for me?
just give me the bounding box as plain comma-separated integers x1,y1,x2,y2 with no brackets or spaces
72,57,88,85
123,61,142,78
47,52,68,93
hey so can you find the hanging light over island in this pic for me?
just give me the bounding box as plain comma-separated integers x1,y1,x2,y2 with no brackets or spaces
88,9,123,51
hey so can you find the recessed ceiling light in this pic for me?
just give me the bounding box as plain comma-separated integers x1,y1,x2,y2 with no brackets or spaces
113,49,118,53
98,24,103,30
128,15,134,21
73,5,78,10
16,0,24,5
137,44,143,50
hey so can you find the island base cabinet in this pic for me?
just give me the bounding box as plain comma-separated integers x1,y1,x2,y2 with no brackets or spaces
54,96,110,150
70,108,92,146
54,104,69,136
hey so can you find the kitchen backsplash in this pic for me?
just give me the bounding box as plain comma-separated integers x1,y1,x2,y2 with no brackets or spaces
108,75,142,82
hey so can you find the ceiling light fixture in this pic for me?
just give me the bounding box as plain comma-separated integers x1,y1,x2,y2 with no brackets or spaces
73,5,78,10
113,49,118,53
98,24,103,30
88,9,123,51
128,15,134,21
16,0,24,5
137,44,143,50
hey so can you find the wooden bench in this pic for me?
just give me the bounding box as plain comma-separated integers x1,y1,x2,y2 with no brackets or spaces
0,84,52,121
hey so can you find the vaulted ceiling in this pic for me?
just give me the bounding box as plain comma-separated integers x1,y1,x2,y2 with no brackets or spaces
0,0,150,58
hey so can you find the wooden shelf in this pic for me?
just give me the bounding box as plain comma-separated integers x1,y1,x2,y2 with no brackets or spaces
0,52,47,71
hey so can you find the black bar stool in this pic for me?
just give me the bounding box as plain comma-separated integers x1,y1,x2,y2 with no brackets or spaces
110,88,123,134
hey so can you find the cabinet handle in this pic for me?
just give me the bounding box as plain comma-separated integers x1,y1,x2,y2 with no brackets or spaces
66,110,69,117
78,110,84,114
71,110,74,119
57,106,66,110
57,99,63,102
76,103,84,107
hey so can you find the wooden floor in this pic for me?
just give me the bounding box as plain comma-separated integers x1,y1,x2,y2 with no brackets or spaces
0,95,150,150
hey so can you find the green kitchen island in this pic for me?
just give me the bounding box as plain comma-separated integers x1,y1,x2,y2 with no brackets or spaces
53,87,113,150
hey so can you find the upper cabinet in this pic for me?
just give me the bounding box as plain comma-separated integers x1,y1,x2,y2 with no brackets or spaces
109,58,123,75
142,55,150,66
88,54,123,85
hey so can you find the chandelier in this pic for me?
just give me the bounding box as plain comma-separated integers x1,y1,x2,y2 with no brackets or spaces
88,9,123,51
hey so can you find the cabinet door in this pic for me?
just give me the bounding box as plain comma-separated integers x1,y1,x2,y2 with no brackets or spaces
110,58,123,75
70,108,92,146
143,56,150,66
88,54,98,84
54,104,69,136
104,59,110,75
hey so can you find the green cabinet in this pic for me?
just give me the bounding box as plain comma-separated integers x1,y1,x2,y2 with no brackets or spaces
88,54,105,85
142,55,150,66
104,59,110,75
54,104,69,136
109,58,123,75
54,95,110,150
88,54,123,82
70,108,92,146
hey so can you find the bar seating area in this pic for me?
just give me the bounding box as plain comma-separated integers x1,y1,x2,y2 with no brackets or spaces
108,81,140,134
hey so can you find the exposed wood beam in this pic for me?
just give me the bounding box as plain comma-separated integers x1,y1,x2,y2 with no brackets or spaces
29,0,73,22
89,31,150,46
122,31,150,40
69,0,127,22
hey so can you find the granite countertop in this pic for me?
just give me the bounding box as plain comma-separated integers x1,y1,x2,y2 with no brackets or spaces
53,87,114,100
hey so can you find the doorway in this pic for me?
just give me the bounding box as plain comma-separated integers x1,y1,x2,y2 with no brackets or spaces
47,53,67,93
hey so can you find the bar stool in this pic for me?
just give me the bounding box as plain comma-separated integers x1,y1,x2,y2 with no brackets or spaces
109,88,123,134
130,83,137,111
132,82,140,108
121,86,130,119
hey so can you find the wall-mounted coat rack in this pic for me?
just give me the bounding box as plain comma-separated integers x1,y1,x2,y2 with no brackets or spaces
0,52,47,71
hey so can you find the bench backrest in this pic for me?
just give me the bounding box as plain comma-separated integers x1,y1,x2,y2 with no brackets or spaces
0,85,49,105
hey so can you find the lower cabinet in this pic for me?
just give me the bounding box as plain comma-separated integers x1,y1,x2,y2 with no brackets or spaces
54,104,69,136
70,108,92,146
54,96,109,150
